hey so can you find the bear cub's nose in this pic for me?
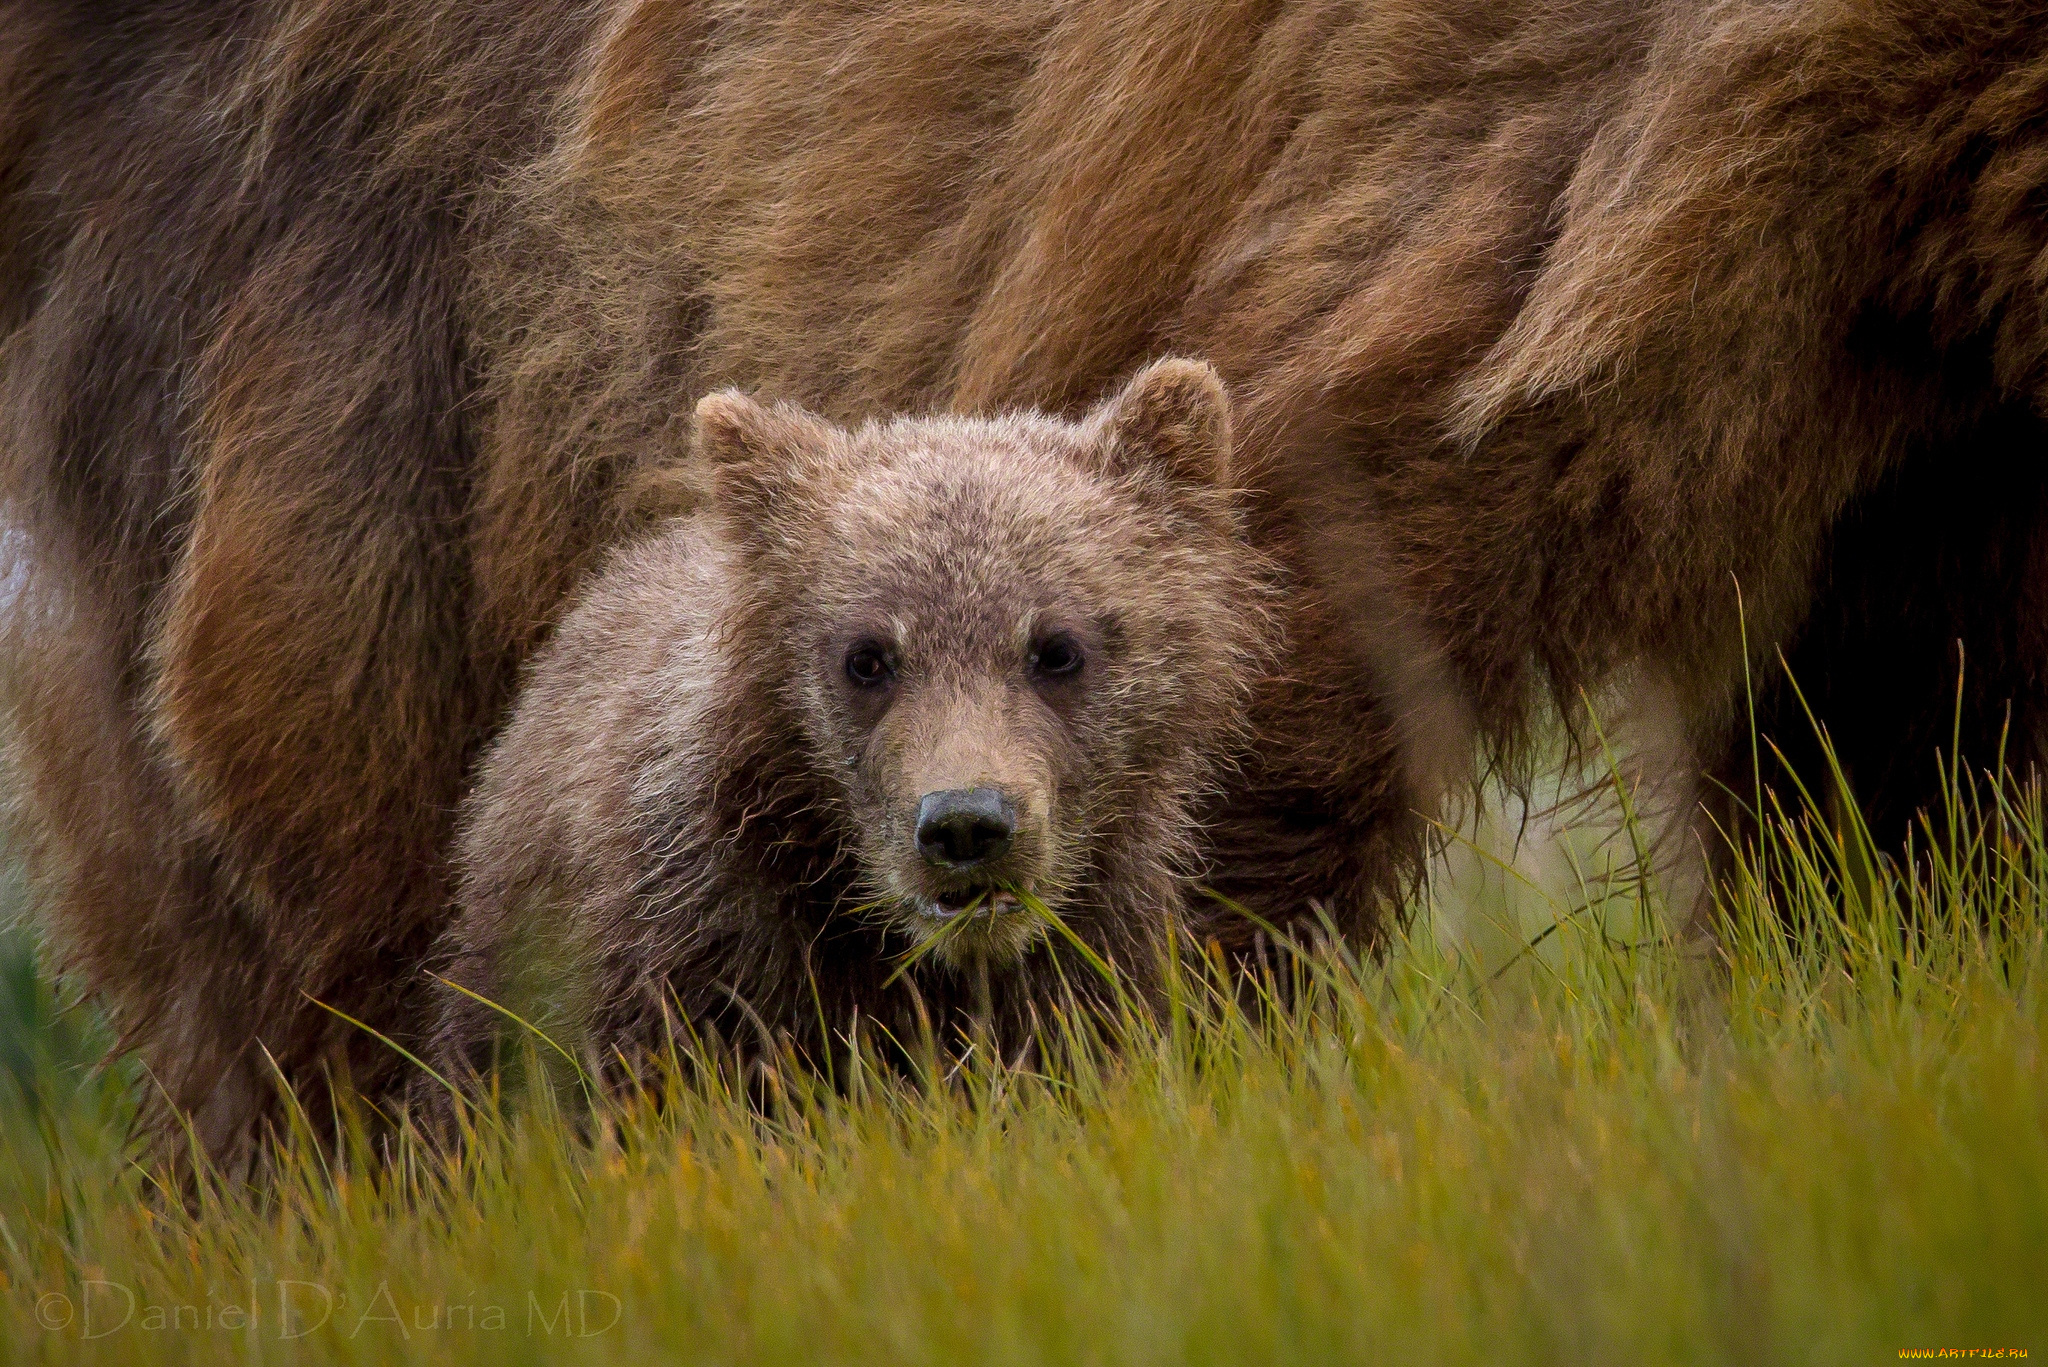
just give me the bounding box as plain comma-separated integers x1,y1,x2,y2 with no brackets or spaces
916,788,1016,869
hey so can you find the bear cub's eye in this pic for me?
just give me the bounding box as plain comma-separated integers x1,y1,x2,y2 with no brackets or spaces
1030,633,1085,678
844,643,895,687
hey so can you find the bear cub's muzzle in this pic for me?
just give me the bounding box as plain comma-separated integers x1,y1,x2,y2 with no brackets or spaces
916,787,1016,870
914,784,1035,919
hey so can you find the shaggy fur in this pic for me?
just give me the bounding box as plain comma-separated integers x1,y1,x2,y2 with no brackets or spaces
430,362,1272,1077
6,0,2048,1160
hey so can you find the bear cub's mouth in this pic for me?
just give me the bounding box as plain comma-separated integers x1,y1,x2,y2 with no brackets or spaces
930,883,1026,918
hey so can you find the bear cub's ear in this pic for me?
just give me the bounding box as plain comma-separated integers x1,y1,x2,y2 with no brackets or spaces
690,388,836,526
1089,357,1234,493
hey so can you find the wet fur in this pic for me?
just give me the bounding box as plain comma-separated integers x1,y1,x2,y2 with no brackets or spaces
430,381,1271,1079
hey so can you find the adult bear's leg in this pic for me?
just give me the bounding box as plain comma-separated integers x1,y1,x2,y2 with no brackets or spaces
0,520,274,1167
146,211,499,1115
0,1,522,1154
1708,400,2048,862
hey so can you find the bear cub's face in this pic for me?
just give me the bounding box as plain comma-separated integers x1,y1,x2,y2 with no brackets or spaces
694,359,1268,967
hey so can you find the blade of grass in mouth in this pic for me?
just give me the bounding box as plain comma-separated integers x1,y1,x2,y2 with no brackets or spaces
883,889,990,988
1001,882,1126,997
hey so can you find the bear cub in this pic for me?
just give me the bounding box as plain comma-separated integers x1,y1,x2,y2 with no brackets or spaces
426,358,1274,1081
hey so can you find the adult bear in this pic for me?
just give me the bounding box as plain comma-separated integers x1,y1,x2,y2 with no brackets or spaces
5,0,2047,1160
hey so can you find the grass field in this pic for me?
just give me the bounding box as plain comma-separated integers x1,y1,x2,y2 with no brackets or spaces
1,758,2044,1365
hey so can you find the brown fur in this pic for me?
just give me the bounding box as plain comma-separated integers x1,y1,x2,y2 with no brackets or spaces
6,0,2048,1160
430,362,1271,1077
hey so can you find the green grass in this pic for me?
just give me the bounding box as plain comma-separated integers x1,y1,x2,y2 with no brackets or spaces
1,761,2045,1365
